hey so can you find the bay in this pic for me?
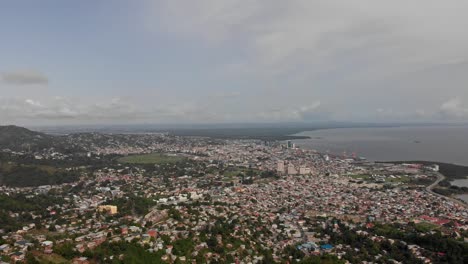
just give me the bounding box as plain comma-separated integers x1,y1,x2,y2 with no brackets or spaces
293,125,468,166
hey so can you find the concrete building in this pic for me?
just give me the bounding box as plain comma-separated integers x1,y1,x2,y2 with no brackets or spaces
97,205,118,215
299,166,311,175
287,164,298,175
277,161,285,175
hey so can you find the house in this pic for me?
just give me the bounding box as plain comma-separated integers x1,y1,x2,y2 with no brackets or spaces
42,241,54,254
147,229,158,238
120,225,128,235
72,257,90,264
10,251,25,262
35,234,47,242
15,240,33,248
0,244,10,254
142,234,151,242
76,244,86,253
320,244,333,252
42,241,54,247
129,226,141,233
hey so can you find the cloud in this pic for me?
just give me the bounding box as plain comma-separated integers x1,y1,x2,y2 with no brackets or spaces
153,0,468,80
0,96,230,124
256,101,328,121
439,98,468,119
0,97,143,121
141,1,468,123
1,70,49,85
210,91,241,99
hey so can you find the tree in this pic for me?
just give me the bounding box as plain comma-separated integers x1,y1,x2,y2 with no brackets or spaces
25,252,39,264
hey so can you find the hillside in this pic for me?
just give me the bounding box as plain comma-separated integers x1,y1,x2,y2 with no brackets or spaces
0,125,85,153
0,125,54,151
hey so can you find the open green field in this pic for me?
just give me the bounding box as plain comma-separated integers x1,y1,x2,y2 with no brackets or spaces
33,252,70,264
118,153,185,164
385,175,411,183
414,222,440,232
222,167,261,182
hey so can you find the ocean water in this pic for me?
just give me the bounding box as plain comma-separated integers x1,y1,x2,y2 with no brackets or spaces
292,126,468,166
456,194,468,203
450,179,468,188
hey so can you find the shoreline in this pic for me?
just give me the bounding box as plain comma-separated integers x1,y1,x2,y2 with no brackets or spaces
290,127,468,167
425,172,468,207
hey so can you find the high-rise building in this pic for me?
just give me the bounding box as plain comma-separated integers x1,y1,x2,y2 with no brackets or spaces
277,161,285,174
287,140,293,148
287,164,298,175
299,166,311,175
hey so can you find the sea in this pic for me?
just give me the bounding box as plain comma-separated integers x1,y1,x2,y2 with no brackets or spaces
293,125,468,203
292,125,468,166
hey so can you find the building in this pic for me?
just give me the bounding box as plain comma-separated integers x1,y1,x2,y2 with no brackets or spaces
97,205,118,215
287,164,298,175
299,166,311,175
277,161,285,175
287,140,293,149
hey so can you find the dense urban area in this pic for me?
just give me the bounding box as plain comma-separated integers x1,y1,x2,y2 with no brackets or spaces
0,126,467,264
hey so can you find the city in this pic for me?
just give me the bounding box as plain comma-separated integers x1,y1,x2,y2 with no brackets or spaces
0,128,466,263
2,1,468,263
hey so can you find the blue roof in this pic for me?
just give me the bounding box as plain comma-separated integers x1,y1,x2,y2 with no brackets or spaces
321,244,333,250
297,242,319,250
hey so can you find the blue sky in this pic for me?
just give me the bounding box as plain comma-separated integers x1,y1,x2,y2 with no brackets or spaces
1,0,468,125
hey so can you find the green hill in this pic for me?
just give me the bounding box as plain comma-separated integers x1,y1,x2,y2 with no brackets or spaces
0,125,54,151
0,125,84,153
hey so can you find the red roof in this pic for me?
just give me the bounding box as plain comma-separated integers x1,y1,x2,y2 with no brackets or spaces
435,219,450,226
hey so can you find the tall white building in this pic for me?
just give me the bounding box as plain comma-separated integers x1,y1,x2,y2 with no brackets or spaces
287,164,298,175
299,166,311,175
277,161,285,174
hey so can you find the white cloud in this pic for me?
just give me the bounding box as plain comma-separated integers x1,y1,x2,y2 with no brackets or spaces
0,97,142,121
1,70,49,85
0,96,232,124
141,0,468,122
25,99,43,107
439,98,468,119
256,101,327,121
153,0,468,79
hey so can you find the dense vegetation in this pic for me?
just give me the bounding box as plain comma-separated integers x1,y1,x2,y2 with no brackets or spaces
166,122,393,140
0,193,65,232
109,195,156,216
0,125,53,151
387,161,468,180
371,223,468,263
0,164,80,187
433,186,468,196
0,125,83,153
77,241,166,263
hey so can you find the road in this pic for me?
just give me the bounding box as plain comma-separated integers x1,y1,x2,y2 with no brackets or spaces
426,172,467,208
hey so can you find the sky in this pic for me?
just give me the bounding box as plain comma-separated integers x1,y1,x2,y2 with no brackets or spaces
1,0,468,126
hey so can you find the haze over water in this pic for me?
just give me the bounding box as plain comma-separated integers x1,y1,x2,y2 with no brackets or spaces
293,126,468,166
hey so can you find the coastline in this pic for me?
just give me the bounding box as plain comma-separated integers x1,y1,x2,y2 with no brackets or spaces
288,127,468,206
425,172,468,208
290,126,468,167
